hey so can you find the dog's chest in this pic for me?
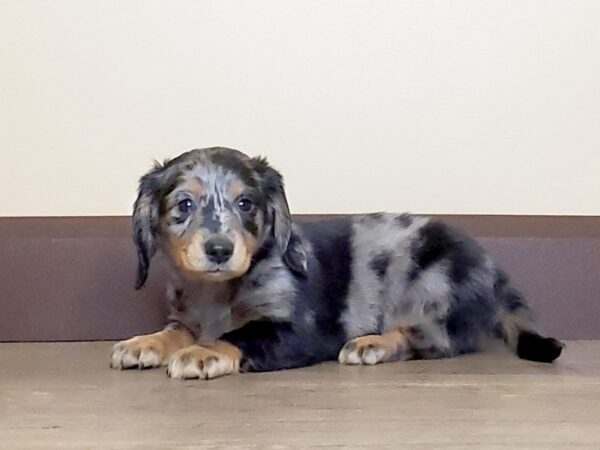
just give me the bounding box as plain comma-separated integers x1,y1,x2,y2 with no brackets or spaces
167,258,296,342
166,282,232,343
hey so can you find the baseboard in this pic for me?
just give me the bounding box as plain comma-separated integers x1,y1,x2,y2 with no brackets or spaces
1,215,599,341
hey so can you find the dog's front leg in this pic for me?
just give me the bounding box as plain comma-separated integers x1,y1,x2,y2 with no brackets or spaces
167,320,337,380
110,324,195,369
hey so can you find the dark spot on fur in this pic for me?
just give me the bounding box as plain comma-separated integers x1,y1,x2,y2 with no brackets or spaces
172,215,188,225
369,251,392,279
444,290,494,355
435,317,447,327
493,324,504,339
209,151,257,187
243,217,259,236
171,289,187,312
504,292,525,311
395,213,413,228
423,301,440,315
407,326,426,341
408,221,481,284
239,359,252,373
494,269,509,291
494,269,526,311
517,331,563,363
248,239,276,272
446,314,460,336
408,223,448,279
246,264,277,290
201,197,221,233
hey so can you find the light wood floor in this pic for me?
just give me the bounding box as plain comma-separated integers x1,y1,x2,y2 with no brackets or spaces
1,341,599,449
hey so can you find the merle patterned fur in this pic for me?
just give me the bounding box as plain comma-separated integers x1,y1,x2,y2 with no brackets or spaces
131,147,562,371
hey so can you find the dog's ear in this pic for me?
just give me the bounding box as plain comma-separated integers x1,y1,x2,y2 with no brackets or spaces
132,162,168,289
251,156,307,276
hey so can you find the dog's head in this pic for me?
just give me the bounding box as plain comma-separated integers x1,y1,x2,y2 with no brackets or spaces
133,147,306,288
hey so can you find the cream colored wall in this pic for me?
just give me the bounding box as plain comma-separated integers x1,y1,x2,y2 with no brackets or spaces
1,1,599,217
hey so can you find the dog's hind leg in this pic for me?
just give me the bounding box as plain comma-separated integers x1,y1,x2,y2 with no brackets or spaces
494,270,563,363
338,325,454,365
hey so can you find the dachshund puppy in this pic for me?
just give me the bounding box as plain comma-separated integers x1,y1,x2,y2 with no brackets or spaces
111,147,562,379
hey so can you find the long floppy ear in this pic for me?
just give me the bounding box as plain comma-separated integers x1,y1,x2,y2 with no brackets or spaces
132,163,166,289
251,156,307,276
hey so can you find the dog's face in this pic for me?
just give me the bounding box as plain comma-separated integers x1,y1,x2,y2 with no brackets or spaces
132,147,306,288
160,157,264,282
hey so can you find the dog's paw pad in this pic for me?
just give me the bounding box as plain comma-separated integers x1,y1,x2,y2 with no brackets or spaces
110,336,166,370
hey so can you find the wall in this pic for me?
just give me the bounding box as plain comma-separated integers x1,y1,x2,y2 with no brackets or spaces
2,216,600,341
1,0,599,217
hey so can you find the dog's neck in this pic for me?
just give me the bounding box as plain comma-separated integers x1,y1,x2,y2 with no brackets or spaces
163,235,296,342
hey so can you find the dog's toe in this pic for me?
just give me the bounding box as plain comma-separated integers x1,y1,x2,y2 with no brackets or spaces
167,346,236,380
110,336,166,370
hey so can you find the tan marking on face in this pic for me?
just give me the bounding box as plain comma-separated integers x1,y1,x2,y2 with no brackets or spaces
242,226,260,254
168,230,209,273
160,167,262,281
168,229,256,282
225,229,256,275
174,178,204,198
227,179,247,200
160,178,205,221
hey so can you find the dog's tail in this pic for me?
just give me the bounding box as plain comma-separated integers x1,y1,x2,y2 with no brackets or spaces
494,270,563,363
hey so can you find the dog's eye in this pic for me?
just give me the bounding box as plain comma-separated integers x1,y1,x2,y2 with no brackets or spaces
178,199,195,214
237,198,253,212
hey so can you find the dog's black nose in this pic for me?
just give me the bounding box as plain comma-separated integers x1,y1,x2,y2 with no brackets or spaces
204,236,234,264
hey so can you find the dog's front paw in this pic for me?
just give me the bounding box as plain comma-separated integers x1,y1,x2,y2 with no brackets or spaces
110,335,167,370
167,344,240,380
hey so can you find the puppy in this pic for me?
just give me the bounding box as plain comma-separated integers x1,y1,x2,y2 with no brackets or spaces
111,147,562,379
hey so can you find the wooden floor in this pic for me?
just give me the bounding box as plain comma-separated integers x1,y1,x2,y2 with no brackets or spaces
1,341,599,449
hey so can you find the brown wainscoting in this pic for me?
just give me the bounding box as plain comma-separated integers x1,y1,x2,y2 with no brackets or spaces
0,215,599,342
